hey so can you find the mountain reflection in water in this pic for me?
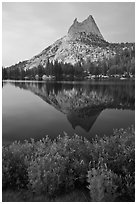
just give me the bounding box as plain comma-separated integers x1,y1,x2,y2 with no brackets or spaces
2,81,135,145
13,81,134,132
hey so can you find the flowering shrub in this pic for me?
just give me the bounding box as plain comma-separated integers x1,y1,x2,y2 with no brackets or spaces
2,140,34,189
28,134,92,195
87,163,118,202
90,126,135,201
2,127,135,201
91,127,135,174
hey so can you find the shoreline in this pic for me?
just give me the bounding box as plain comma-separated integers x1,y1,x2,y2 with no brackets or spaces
2,77,135,84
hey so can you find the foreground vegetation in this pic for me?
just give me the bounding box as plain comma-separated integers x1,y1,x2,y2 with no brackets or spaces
3,127,135,202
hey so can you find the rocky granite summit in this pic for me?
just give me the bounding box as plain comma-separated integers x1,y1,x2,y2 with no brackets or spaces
68,15,104,40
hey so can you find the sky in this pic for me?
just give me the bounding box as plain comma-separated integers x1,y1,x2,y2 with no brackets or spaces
2,2,135,67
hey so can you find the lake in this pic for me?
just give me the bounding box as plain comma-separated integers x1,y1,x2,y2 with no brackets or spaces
2,80,135,145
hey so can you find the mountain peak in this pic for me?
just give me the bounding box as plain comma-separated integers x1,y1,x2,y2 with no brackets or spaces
68,15,104,40
73,18,78,24
87,15,94,20
9,14,116,69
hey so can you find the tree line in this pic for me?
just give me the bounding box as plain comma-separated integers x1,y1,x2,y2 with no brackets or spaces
2,44,135,81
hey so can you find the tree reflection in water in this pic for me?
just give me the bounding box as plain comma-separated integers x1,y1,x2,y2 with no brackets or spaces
12,81,134,132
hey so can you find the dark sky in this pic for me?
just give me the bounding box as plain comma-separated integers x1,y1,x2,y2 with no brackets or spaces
2,2,135,67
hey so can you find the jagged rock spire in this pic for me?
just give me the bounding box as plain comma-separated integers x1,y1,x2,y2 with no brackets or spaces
68,15,104,40
74,18,78,24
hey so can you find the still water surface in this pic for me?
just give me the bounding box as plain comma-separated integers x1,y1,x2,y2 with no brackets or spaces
2,80,135,145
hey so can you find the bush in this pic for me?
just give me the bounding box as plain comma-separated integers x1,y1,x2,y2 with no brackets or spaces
87,162,119,202
2,140,34,189
2,127,135,201
90,126,135,201
28,134,92,196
